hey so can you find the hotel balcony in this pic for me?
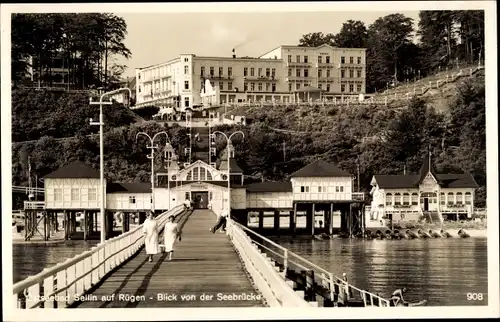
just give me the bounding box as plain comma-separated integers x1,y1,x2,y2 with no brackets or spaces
244,75,278,82
286,61,311,68
318,76,338,82
316,63,335,69
340,62,365,69
202,75,234,80
142,74,172,83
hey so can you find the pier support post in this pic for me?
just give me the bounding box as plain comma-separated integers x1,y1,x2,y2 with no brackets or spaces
83,210,88,241
305,205,313,236
329,203,334,235
139,212,146,225
292,204,297,237
311,204,315,236
122,212,128,234
274,210,280,235
258,211,264,229
64,210,69,240
43,211,48,241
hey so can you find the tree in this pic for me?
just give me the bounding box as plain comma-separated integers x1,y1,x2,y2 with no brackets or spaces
333,20,368,48
298,32,334,47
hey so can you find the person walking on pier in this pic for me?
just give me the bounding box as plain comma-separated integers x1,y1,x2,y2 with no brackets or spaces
210,209,228,233
163,215,181,261
143,212,160,262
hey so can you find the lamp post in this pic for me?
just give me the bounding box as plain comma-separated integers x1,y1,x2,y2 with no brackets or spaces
212,131,244,219
135,131,172,214
89,87,131,244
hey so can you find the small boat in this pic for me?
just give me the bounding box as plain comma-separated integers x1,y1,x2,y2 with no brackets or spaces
406,229,419,239
405,299,427,307
440,229,452,238
458,229,470,238
417,229,431,238
375,230,387,239
429,230,442,238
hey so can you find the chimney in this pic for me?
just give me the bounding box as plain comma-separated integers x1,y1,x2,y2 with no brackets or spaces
232,48,236,59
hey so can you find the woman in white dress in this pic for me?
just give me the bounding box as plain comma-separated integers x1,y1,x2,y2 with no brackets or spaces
163,215,181,261
142,212,159,262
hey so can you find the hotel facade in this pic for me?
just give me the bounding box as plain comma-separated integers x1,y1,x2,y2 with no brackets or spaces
134,44,367,110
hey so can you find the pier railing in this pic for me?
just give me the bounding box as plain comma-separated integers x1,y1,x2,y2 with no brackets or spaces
13,205,185,309
23,201,46,210
227,219,312,307
230,220,391,307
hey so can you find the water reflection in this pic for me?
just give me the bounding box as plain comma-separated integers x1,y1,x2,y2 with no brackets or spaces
272,238,488,306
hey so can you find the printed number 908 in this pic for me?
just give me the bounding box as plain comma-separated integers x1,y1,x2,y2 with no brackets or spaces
467,293,484,301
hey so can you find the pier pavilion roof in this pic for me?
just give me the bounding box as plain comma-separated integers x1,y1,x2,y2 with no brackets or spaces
244,181,293,192
291,159,351,178
44,160,100,179
373,173,478,189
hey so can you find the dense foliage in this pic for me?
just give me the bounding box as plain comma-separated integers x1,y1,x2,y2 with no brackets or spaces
298,10,484,92
11,13,131,90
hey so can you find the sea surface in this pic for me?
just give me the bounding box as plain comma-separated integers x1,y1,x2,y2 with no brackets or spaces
12,237,488,306
271,237,488,306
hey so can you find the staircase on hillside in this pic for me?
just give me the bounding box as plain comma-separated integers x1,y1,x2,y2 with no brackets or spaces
424,211,443,224
191,126,210,164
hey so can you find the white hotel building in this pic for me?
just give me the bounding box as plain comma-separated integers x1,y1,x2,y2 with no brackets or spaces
134,44,367,110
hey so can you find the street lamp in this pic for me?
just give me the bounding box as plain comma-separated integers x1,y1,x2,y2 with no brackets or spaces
135,131,172,214
89,87,131,244
212,131,244,220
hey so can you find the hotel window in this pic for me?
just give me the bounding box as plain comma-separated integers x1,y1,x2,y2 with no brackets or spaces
266,83,270,91
184,81,189,90
357,57,362,64
304,69,309,77
296,83,301,90
341,56,345,64
219,67,223,76
296,69,301,77
304,56,308,63
219,82,223,90
318,56,322,63
138,86,141,93
201,66,205,76
250,83,255,91
326,56,330,63
288,55,292,62
54,188,62,201
318,69,322,78
271,68,276,77
319,186,327,192
447,192,454,205
199,167,206,180
456,192,463,204
185,192,190,200
193,168,199,181
386,193,392,205
465,192,472,205
412,193,419,205
357,84,362,92
88,188,97,201
228,67,232,77
129,196,136,204
210,67,214,76
288,69,292,77
326,69,330,77
440,192,446,205
258,68,263,76
403,193,410,205
207,171,213,180
341,84,346,92
326,84,330,92
266,68,270,77
349,84,354,92
250,68,255,76
288,83,292,92
296,55,300,62
184,57,189,62
184,65,189,74
258,83,263,91
357,70,362,78
394,193,401,205
318,84,322,90
228,82,233,91
341,70,345,78
350,56,354,64
187,170,192,180
184,97,189,107
244,83,248,91
71,188,80,201
349,70,354,78
244,67,248,76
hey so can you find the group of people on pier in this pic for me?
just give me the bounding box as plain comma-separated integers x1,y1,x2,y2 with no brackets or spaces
142,201,229,262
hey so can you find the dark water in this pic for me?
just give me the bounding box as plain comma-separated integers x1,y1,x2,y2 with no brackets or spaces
272,237,488,306
13,241,99,283
12,238,488,306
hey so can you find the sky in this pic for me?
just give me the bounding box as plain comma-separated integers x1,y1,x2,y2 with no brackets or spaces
116,11,420,78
